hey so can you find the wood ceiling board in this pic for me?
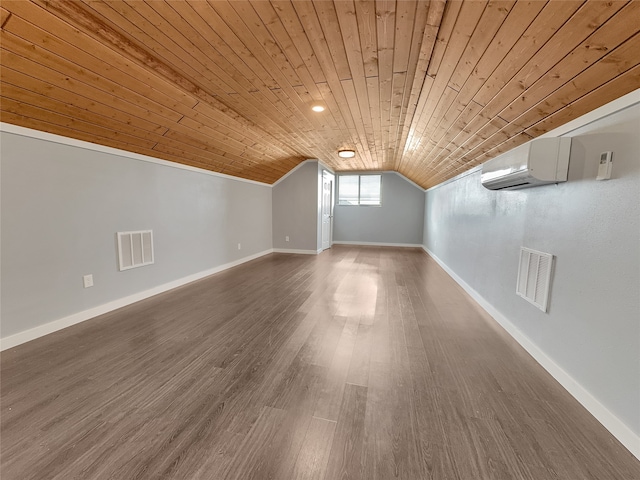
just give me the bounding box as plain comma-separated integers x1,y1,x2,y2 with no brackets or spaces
447,1,517,93
419,0,548,166
330,2,380,168
366,75,384,169
1,67,166,136
388,71,408,164
270,1,327,84
3,17,296,161
0,93,156,152
1,82,167,146
185,104,296,159
333,1,377,161
470,2,581,108
211,0,328,139
394,21,441,169
1,31,184,123
79,0,316,155
353,0,378,79
291,0,372,166
499,2,640,124
0,47,178,130
524,63,640,138
0,109,167,156
427,60,640,188
340,78,373,170
315,81,359,149
401,0,487,174
473,1,624,109
312,0,352,82
2,0,639,187
509,33,640,133
410,99,484,177
80,0,235,96
9,7,199,113
251,2,327,114
375,0,396,169
0,7,11,28
415,1,634,186
411,0,504,153
392,0,442,170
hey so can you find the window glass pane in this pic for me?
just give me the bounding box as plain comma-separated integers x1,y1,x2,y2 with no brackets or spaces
338,175,359,205
359,175,381,205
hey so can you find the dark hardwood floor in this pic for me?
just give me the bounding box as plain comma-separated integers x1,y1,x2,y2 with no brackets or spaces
1,246,638,479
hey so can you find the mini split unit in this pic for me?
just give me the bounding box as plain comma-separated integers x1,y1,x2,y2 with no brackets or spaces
481,137,572,190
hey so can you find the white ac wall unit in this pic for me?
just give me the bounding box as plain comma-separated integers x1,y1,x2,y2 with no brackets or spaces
481,137,571,190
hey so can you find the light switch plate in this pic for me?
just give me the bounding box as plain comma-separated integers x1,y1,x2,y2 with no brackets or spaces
83,274,94,288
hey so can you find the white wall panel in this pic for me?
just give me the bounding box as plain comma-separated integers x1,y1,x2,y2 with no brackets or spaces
271,161,319,252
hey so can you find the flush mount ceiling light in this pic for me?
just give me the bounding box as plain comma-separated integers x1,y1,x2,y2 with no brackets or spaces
338,149,356,158
311,104,325,112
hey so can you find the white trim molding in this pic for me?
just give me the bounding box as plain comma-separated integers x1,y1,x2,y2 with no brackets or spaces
272,248,320,255
0,249,274,351
421,246,640,461
333,241,423,248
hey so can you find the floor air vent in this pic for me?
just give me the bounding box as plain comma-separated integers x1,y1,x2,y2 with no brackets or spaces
516,247,554,312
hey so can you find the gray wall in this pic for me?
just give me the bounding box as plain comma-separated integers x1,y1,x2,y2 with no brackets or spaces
1,131,272,339
272,161,319,251
423,104,640,436
334,172,425,245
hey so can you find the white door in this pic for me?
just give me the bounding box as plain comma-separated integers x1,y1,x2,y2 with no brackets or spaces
321,172,333,250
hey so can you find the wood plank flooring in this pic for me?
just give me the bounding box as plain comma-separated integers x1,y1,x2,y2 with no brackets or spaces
1,246,638,479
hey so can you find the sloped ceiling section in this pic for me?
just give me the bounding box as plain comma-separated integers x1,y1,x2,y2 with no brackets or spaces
1,0,639,188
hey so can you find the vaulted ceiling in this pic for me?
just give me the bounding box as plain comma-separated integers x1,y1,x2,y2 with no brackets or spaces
1,1,639,188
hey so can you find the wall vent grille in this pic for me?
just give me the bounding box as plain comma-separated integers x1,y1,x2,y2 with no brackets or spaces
516,247,553,312
117,230,154,271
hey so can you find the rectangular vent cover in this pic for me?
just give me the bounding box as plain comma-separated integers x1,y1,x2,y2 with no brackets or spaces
516,247,554,312
117,230,154,271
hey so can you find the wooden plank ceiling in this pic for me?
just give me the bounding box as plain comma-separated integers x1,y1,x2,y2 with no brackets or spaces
1,1,639,188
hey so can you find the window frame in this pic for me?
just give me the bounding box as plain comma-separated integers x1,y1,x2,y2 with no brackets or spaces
337,174,382,206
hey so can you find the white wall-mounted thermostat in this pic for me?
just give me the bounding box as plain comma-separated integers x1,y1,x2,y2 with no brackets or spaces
596,151,613,180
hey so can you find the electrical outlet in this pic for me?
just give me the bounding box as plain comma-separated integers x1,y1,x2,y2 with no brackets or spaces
285,236,290,242
83,274,94,288
237,243,242,250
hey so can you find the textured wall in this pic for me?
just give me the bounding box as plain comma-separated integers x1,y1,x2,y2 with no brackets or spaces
1,131,273,339
423,104,640,436
334,172,425,245
271,161,319,252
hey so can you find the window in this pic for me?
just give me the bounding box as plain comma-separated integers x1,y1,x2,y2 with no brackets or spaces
338,175,381,205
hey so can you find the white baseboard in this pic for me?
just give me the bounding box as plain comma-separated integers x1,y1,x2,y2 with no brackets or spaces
332,241,423,248
273,248,319,255
421,246,640,460
0,249,274,351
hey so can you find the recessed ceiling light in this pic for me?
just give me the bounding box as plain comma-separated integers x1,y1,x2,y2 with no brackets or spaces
338,149,356,158
311,104,325,112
